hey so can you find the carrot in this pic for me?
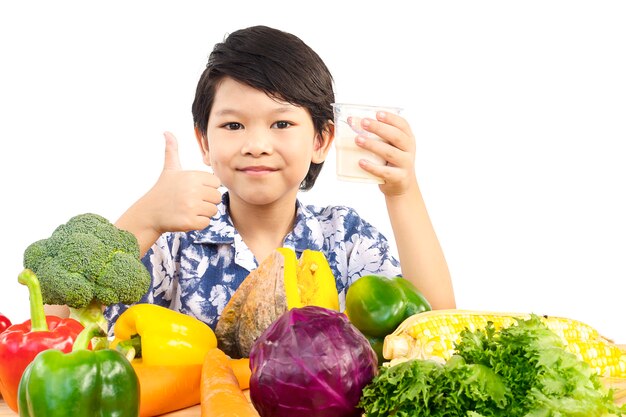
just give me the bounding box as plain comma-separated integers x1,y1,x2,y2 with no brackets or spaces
201,348,259,417
132,360,203,417
230,357,252,390
131,356,251,416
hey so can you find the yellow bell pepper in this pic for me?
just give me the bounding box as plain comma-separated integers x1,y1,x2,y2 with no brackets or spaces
111,304,217,366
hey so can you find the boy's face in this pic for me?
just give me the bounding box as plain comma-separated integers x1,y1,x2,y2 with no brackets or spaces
196,77,332,207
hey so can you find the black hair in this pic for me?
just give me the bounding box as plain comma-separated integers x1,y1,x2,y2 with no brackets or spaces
191,25,335,190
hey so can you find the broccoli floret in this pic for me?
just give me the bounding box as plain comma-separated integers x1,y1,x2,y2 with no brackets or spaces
54,233,108,278
22,213,151,333
96,252,151,305
22,239,48,271
34,257,95,307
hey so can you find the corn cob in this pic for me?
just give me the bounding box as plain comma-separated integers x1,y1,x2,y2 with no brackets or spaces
382,309,626,378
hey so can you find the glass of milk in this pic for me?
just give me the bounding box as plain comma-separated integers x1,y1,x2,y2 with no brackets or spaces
331,103,402,183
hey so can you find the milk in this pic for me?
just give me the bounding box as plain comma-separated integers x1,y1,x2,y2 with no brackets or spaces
332,103,402,184
335,128,386,183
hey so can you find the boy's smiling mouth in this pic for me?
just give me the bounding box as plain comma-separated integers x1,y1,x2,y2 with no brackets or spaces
238,165,278,175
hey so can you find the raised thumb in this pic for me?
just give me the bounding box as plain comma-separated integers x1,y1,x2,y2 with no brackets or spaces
163,131,182,170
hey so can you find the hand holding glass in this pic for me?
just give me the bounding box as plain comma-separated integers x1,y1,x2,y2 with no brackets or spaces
332,103,402,184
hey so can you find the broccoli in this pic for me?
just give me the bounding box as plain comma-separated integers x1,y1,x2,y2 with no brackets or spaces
23,213,151,334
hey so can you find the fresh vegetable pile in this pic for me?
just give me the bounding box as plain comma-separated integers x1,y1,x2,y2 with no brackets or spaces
5,212,626,416
1,213,184,416
359,315,626,416
1,212,248,416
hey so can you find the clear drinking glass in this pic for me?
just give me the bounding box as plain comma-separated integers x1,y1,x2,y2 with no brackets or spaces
332,103,402,183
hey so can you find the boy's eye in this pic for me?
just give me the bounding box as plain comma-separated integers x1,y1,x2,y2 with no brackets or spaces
272,121,292,129
223,122,243,130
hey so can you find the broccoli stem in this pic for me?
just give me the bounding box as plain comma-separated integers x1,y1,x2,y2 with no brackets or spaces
115,334,142,362
69,300,110,350
69,299,107,332
18,269,49,332
72,323,106,352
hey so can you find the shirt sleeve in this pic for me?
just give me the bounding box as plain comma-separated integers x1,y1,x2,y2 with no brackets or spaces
323,206,402,311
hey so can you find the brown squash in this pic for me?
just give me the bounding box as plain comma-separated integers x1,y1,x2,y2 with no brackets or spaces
215,248,339,358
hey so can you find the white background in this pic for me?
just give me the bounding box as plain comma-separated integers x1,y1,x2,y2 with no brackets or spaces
1,1,625,342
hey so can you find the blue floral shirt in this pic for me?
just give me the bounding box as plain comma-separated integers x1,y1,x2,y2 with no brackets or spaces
104,192,401,334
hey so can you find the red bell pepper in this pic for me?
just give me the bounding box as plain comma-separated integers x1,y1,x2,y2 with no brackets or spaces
0,269,85,412
0,313,10,334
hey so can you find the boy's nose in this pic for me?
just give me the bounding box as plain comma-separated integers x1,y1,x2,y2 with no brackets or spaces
241,131,273,156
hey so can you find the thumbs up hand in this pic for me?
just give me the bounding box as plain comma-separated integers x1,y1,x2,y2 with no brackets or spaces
163,131,184,171
148,131,222,234
115,131,222,256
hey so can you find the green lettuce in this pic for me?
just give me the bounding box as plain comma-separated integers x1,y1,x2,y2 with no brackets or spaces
359,315,625,417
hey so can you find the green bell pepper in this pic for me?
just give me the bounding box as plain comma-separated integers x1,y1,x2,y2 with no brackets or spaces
17,323,139,417
366,334,386,365
391,276,431,317
345,275,432,338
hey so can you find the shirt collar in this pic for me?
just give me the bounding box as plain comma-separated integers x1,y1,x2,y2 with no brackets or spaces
192,192,324,252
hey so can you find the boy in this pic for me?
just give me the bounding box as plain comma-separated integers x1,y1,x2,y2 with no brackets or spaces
51,25,456,330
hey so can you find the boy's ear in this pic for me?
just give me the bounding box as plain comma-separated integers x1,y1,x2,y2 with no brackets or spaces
311,122,334,164
194,127,212,166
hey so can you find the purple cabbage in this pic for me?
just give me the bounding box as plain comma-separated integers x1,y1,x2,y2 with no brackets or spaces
249,306,378,417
